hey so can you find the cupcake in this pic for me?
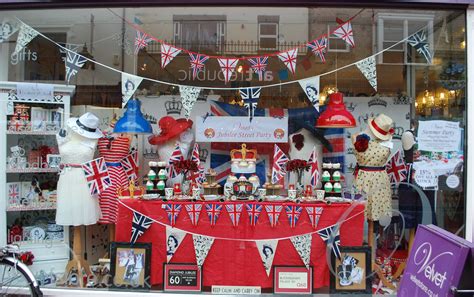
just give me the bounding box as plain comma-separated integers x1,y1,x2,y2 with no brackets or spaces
147,169,156,180
332,171,341,181
324,182,333,192
333,163,341,169
238,175,247,182
158,168,167,180
322,171,331,182
157,180,165,191
333,182,342,193
146,180,154,191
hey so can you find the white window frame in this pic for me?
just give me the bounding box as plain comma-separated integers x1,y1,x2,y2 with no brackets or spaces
327,23,350,53
173,20,226,51
258,22,279,50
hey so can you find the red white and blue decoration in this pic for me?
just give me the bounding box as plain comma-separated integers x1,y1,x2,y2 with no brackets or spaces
256,240,279,276
332,21,355,48
407,29,432,64
168,143,184,179
189,53,209,79
65,51,87,84
81,157,111,196
179,86,202,119
193,234,215,268
356,56,377,91
130,211,153,244
308,146,320,187
161,43,181,68
218,58,239,83
166,226,187,262
185,203,202,226
290,234,312,269
205,203,223,226
121,150,139,181
8,183,20,205
248,56,269,81
305,206,323,229
265,205,283,228
285,205,303,228
164,203,182,226
277,48,298,74
246,203,263,226
190,143,205,184
271,144,289,184
239,87,261,122
317,224,342,260
134,30,153,55
307,37,328,63
385,150,407,184
225,203,244,227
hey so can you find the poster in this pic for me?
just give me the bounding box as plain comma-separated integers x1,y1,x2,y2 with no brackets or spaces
417,120,461,152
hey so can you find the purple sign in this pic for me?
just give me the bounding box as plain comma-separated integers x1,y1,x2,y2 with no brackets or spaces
399,224,471,297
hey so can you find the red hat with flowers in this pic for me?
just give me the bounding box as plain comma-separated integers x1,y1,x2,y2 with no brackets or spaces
148,116,193,145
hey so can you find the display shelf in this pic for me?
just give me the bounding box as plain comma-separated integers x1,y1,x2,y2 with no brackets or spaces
6,168,59,173
6,130,58,136
7,205,56,212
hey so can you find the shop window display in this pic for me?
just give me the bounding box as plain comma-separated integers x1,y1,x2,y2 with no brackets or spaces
0,4,469,295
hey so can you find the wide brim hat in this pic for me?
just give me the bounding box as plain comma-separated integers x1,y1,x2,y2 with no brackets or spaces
66,112,103,139
148,116,193,145
368,114,393,141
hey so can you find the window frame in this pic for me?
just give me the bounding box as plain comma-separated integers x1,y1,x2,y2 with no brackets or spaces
258,22,279,51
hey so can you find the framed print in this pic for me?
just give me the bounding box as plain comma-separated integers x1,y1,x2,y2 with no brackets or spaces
330,246,372,294
30,107,48,132
273,266,312,294
46,154,61,168
110,242,151,290
48,108,63,131
163,263,202,292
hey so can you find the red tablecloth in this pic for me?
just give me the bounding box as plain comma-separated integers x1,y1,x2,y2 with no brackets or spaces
115,200,365,289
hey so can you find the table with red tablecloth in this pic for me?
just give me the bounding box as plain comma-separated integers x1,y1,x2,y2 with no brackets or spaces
115,199,365,290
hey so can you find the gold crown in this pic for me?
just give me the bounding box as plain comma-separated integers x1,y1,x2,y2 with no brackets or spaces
230,144,257,161
117,179,145,199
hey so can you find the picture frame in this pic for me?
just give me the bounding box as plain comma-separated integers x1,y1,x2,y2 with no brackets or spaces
46,154,61,168
330,246,372,294
48,108,63,132
273,266,313,294
110,242,151,290
163,263,202,292
30,107,48,132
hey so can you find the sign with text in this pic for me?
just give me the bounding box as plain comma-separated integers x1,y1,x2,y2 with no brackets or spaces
163,264,201,292
16,82,54,102
417,120,461,152
273,266,312,294
399,225,472,297
196,116,288,143
414,168,438,190
211,286,261,294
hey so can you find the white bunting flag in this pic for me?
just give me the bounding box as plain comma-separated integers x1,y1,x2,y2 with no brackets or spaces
256,240,279,276
121,73,143,108
277,48,298,74
218,58,239,83
179,86,201,119
193,234,215,268
298,76,320,111
290,234,312,269
161,43,181,68
356,56,377,91
166,226,187,263
14,23,39,56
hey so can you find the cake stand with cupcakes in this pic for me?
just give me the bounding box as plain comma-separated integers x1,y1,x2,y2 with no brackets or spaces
144,161,168,197
202,168,221,197
321,162,344,202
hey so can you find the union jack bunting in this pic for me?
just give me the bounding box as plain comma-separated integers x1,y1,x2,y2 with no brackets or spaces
205,203,223,226
305,206,323,229
134,30,153,55
189,53,209,79
164,203,182,226
185,203,202,226
265,205,283,228
317,224,341,260
308,147,320,187
81,157,111,196
225,204,244,227
130,211,154,244
332,21,355,48
168,143,184,179
272,144,289,184
65,51,87,83
246,203,263,226
277,48,298,74
218,58,239,83
121,150,139,181
8,183,20,205
285,205,303,228
407,29,432,64
59,43,79,62
248,56,268,81
386,150,407,184
161,43,181,68
307,37,328,63
239,87,261,121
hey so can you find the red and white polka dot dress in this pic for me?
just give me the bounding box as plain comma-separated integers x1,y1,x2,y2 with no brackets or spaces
97,136,130,224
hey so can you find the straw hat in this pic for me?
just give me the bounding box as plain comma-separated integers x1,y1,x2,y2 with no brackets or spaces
368,114,394,141
67,112,103,139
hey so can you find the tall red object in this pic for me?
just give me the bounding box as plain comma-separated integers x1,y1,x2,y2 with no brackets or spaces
316,92,356,128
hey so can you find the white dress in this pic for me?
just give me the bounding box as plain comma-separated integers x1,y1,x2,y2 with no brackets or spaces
55,132,102,226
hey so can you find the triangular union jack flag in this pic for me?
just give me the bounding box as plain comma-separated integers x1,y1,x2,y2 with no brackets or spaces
305,206,323,229
307,37,328,63
130,211,154,244
218,58,239,83
277,48,298,74
386,150,407,184
189,143,205,183
225,204,243,227
205,203,223,226
239,87,261,122
161,43,181,68
121,150,139,181
185,203,202,226
164,203,182,226
308,147,320,187
285,205,303,228
168,143,184,179
65,51,87,83
407,29,432,64
134,30,153,55
272,144,289,184
245,203,263,226
317,224,341,260
248,56,268,81
189,53,209,79
265,205,283,228
332,21,355,48
81,157,111,196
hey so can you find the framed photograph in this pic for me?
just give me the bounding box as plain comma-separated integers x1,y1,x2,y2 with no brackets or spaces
47,154,61,168
48,108,63,131
273,266,312,294
330,246,372,294
110,242,151,290
30,107,48,132
6,182,21,207
163,263,202,292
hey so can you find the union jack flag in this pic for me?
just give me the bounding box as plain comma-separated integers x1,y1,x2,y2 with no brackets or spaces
59,43,79,62
277,48,298,74
185,203,202,226
239,87,261,122
189,53,209,79
332,21,355,48
205,203,222,226
317,224,341,260
307,37,328,63
134,30,153,55
189,143,205,184
305,206,323,229
246,203,263,226
225,203,243,227
169,143,184,179
130,211,153,244
272,144,289,184
121,150,139,181
218,58,239,83
386,150,407,184
8,183,20,205
164,203,182,226
407,29,432,64
65,51,87,83
308,147,320,187
161,43,181,68
81,157,111,196
285,205,303,228
248,56,268,81
265,205,283,228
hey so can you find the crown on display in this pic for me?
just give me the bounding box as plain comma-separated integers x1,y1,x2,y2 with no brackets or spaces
368,96,388,108
230,143,257,167
165,97,183,115
117,179,145,199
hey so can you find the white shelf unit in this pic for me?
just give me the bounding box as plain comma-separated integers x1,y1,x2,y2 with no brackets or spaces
0,82,74,278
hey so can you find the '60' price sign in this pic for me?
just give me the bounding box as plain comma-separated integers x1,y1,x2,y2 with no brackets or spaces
164,264,202,292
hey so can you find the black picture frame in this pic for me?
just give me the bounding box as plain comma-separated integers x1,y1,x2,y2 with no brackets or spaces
110,242,152,290
330,246,372,294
